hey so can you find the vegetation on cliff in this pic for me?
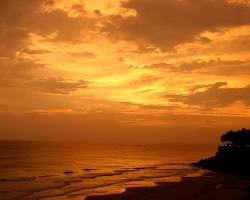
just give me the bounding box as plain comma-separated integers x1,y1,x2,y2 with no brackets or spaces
194,128,250,175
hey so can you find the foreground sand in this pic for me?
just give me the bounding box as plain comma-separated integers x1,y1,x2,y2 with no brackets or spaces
86,172,250,200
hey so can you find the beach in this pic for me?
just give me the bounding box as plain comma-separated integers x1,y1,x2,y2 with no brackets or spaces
86,172,250,200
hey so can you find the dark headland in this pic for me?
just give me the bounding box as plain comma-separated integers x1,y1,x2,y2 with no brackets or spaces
86,129,250,200
193,128,250,176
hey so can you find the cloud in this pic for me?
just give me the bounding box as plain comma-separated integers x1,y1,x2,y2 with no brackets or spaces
143,59,250,75
120,101,174,110
29,78,89,94
69,51,96,59
143,63,173,70
21,48,51,55
0,58,88,94
189,82,227,93
103,0,250,50
0,0,43,57
178,59,250,75
0,0,98,57
128,74,162,87
224,34,250,53
0,58,44,85
166,82,250,108
133,45,158,54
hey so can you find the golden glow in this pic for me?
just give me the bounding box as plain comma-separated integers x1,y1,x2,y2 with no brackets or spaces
1,0,250,141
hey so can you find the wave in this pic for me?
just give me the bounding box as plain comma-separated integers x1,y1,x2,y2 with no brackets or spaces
20,168,199,200
0,163,192,183
63,171,76,174
82,168,99,172
0,176,36,182
0,164,200,200
133,166,158,170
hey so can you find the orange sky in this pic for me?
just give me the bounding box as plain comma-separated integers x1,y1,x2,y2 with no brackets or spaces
1,0,250,142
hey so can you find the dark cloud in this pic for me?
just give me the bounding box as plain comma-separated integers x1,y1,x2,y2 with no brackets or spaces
0,0,43,57
0,0,95,96
20,48,51,55
29,9,96,43
166,82,250,108
29,78,89,94
0,58,44,85
178,59,250,75
103,0,250,50
133,45,158,54
144,59,250,75
224,34,250,54
189,82,227,93
69,51,96,59
0,0,97,57
0,58,88,94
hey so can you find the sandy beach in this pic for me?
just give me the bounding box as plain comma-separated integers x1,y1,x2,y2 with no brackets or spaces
86,172,250,200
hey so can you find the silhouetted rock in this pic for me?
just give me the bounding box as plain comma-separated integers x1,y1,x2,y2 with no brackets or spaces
193,128,250,176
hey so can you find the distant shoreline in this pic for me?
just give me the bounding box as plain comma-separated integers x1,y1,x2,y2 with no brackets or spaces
86,172,250,200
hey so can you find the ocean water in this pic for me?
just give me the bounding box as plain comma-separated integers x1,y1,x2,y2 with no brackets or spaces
0,141,216,200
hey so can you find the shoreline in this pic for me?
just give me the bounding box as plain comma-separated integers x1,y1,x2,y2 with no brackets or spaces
86,172,250,200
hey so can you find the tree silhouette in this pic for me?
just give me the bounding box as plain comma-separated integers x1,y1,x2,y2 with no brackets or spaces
221,128,250,147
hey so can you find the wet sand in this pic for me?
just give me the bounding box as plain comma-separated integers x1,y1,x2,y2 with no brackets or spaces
86,172,250,200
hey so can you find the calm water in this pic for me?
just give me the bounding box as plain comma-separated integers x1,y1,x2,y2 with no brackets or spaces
0,141,216,200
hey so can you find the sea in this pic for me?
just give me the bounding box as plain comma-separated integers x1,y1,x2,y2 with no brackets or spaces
0,141,216,200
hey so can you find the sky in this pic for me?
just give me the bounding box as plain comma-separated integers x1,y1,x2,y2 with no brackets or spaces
1,0,250,143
